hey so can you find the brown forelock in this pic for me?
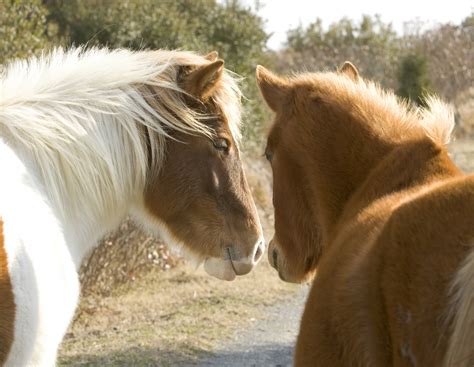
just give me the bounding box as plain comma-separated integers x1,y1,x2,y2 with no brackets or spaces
144,96,260,261
0,219,15,364
266,103,322,283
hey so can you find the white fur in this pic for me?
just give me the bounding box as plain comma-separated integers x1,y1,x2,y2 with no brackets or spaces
0,47,241,366
0,142,79,367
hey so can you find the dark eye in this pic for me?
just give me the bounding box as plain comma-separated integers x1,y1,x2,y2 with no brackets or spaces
213,138,229,153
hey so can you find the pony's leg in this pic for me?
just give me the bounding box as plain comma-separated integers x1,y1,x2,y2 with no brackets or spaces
29,242,79,367
4,227,79,367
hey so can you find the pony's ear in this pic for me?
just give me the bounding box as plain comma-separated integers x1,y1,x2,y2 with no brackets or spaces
339,61,360,81
204,51,219,62
184,60,224,99
256,65,291,112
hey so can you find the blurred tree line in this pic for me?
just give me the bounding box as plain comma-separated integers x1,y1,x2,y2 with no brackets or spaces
0,1,51,64
277,13,473,108
280,15,401,89
0,0,269,145
1,0,473,139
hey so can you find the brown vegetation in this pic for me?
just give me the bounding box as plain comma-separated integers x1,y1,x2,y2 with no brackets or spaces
79,220,181,295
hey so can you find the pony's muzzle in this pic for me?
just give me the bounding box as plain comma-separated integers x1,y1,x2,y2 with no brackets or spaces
228,238,265,274
268,238,278,269
203,238,265,281
267,238,287,281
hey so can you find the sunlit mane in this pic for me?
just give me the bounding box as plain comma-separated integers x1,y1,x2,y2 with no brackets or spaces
0,47,241,222
296,72,455,145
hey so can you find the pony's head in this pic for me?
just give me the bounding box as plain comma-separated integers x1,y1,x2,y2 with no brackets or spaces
142,51,264,281
255,64,333,283
257,61,454,284
255,62,369,283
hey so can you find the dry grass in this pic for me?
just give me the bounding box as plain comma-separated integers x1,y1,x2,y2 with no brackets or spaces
79,220,182,296
59,261,298,366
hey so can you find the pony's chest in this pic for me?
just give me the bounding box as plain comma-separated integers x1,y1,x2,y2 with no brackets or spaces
310,209,392,353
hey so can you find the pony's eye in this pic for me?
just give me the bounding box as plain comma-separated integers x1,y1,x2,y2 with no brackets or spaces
213,138,229,153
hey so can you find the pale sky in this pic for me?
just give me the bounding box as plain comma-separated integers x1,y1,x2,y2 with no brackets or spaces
241,0,473,49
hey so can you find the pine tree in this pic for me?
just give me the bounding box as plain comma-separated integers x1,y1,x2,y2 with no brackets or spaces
396,53,432,107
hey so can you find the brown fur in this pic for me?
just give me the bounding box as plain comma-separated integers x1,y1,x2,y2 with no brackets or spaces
257,64,474,366
144,58,261,265
0,219,15,365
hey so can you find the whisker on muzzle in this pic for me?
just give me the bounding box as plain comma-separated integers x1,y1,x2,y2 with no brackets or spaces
226,246,238,274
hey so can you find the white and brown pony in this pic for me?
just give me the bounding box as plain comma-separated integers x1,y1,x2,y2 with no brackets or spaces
0,48,264,366
257,62,474,366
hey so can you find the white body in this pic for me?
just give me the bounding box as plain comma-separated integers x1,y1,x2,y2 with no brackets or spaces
0,48,247,366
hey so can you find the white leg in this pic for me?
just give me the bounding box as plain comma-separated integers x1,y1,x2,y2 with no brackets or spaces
3,222,79,367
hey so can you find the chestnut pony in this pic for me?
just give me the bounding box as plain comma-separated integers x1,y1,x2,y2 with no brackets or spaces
0,48,263,366
257,63,474,366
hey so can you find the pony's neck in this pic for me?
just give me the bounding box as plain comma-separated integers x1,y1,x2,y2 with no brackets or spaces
340,139,461,225
302,118,458,242
15,119,148,269
302,118,394,241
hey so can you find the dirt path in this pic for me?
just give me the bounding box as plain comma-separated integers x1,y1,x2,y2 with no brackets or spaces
193,288,309,367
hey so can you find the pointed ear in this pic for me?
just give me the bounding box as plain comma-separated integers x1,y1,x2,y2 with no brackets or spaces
256,65,291,112
183,60,224,98
204,51,218,62
339,61,360,81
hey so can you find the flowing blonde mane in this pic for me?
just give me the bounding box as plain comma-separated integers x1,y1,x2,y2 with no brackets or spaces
0,47,241,222
294,71,455,145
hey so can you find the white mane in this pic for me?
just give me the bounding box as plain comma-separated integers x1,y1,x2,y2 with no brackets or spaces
0,47,241,240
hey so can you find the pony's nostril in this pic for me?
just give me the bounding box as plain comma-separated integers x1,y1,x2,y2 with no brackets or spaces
272,248,278,269
254,242,263,263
